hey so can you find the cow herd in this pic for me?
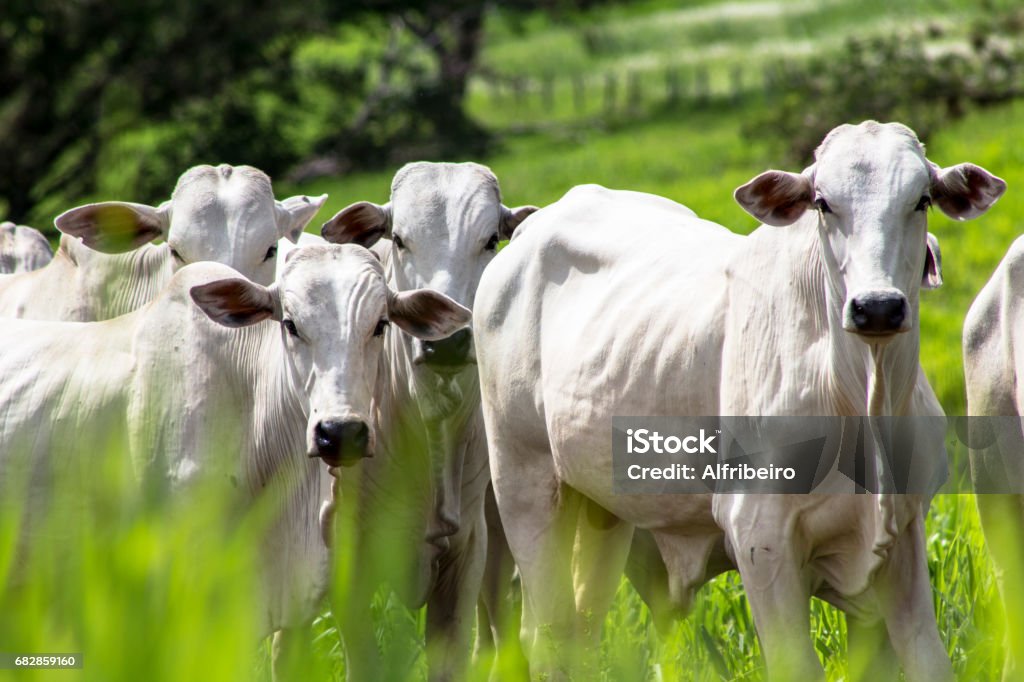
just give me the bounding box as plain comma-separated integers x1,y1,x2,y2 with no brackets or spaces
0,120,1020,681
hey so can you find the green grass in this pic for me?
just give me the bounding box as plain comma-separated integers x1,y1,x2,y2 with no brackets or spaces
466,0,1021,130
9,1,1024,680
284,94,1024,681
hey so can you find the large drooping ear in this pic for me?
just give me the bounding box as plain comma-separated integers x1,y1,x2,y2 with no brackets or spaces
387,288,471,341
321,202,391,248
500,204,540,239
55,200,171,253
734,169,814,227
276,194,328,243
922,232,943,290
190,279,280,328
930,162,1006,221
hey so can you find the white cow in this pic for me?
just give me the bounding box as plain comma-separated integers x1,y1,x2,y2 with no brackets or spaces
475,122,1005,680
0,164,325,320
320,161,536,682
0,244,470,676
0,222,53,273
964,237,1024,680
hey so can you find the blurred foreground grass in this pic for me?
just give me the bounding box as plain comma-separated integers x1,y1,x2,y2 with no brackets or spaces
3,98,1022,681
283,97,1024,680
7,0,1024,665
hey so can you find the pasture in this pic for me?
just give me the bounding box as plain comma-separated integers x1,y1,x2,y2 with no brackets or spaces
3,0,1024,680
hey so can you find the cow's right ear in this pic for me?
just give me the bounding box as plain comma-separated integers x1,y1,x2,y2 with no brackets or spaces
734,170,814,227
500,205,540,239
321,202,391,248
387,288,471,341
55,200,171,253
190,279,280,328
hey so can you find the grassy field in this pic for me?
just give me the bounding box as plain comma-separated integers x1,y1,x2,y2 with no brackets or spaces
275,97,1024,681
6,0,1024,680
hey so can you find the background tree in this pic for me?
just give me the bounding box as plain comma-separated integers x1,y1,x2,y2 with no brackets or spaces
0,0,338,224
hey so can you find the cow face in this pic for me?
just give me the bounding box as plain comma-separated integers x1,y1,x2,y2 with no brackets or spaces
189,244,471,468
55,164,326,287
735,121,1005,341
321,162,536,374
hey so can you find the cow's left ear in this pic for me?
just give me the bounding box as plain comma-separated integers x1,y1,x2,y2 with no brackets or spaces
500,205,540,239
923,232,943,289
387,288,471,341
276,194,328,243
56,200,172,253
191,279,281,328
930,162,1006,221
321,202,392,248
734,169,814,226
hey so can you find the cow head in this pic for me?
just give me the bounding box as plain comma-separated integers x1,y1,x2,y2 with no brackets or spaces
321,162,536,374
735,121,1004,341
55,164,327,286
189,244,470,468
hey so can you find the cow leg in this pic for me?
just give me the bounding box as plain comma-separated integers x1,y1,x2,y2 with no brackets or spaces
572,497,634,647
730,522,822,680
875,513,953,682
495,463,584,682
977,493,1024,682
846,616,898,682
476,485,528,681
425,507,488,682
329,499,385,682
271,626,308,682
625,529,676,634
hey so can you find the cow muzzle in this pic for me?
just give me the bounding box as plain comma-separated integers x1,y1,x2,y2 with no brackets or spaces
843,289,910,338
310,419,372,467
417,328,474,371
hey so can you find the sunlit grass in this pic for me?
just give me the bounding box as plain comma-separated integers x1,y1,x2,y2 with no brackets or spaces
8,0,1024,679
274,100,1024,681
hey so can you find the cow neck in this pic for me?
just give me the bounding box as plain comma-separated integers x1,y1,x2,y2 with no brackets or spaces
237,322,308,484
804,214,922,417
56,236,170,320
88,243,176,320
374,249,479,565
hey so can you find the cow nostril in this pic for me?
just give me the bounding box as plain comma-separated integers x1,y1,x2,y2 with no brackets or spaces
849,295,907,335
339,421,369,449
889,307,905,327
313,419,371,466
314,421,339,450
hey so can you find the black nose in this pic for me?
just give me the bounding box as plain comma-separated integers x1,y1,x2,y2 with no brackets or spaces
313,420,370,467
849,294,907,334
421,328,472,368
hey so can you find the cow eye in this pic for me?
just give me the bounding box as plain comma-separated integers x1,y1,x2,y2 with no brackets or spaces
915,195,932,212
814,196,832,214
282,319,299,337
485,233,500,251
263,245,278,262
393,234,406,250
373,319,390,337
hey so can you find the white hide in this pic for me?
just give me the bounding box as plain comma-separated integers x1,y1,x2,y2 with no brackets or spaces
475,122,1004,681
320,161,536,682
0,164,325,321
0,244,469,637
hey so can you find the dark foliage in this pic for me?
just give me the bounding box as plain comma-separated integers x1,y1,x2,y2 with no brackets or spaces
0,0,331,224
745,11,1024,164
